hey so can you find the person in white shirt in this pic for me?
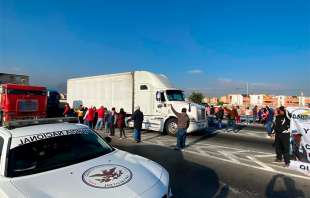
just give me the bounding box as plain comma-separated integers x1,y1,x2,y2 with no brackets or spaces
245,107,252,125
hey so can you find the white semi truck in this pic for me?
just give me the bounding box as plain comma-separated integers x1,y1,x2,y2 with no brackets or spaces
67,71,207,135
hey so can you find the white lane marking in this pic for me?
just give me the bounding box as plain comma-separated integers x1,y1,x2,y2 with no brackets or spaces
247,156,275,171
190,142,274,155
218,151,241,164
195,146,211,156
132,132,310,180
254,154,275,158
182,149,310,181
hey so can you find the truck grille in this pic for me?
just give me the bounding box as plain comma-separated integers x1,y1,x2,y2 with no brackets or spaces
18,100,38,112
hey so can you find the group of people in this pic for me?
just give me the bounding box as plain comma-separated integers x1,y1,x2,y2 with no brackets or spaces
63,101,295,167
206,103,293,166
204,104,281,137
63,104,144,142
64,103,190,149
205,105,240,132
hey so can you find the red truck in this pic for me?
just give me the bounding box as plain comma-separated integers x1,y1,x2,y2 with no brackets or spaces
0,84,47,125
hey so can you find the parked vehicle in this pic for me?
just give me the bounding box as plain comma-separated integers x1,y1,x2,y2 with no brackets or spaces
67,71,207,135
0,118,171,197
0,84,47,125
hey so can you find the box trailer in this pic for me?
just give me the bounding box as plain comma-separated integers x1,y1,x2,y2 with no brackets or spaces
67,71,207,135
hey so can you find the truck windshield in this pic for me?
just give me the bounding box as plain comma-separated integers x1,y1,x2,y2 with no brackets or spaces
7,130,113,177
166,90,185,101
7,89,46,96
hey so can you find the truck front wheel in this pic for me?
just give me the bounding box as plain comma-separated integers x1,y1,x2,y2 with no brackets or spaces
165,118,178,136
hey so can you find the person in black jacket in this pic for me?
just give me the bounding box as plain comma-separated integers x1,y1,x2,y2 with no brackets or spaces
128,106,144,143
272,106,291,166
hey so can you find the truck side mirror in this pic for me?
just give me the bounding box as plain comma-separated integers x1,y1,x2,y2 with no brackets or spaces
156,91,166,102
156,91,161,102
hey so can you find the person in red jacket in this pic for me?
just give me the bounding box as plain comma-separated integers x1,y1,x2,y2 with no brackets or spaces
63,104,71,117
84,106,95,128
117,108,127,139
95,106,105,130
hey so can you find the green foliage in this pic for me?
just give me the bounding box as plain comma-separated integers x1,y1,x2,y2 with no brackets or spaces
188,91,204,104
217,101,224,106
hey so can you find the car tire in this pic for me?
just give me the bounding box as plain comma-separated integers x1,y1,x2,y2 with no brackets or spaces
165,118,178,136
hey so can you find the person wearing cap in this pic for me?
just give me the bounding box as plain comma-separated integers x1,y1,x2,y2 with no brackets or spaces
272,106,291,167
170,105,190,150
128,106,144,143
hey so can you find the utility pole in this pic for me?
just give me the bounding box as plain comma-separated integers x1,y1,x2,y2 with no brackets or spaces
246,82,249,96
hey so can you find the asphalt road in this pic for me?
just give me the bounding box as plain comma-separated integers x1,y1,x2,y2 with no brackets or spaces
98,128,310,198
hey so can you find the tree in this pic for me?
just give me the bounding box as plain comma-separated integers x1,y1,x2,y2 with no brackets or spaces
188,91,204,104
217,101,224,106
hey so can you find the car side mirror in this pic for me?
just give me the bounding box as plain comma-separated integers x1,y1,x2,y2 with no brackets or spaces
104,136,112,143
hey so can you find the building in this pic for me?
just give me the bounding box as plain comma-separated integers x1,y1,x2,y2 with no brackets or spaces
220,96,230,104
203,97,219,105
284,96,299,107
215,94,310,108
277,95,286,106
0,73,29,85
242,94,250,107
229,94,243,106
203,97,210,104
305,97,310,106
298,96,305,107
250,94,264,106
263,95,278,107
210,97,219,104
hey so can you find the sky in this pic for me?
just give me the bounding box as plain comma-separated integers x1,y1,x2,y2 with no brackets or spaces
0,0,309,96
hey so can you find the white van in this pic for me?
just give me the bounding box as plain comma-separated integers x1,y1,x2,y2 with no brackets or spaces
67,71,207,135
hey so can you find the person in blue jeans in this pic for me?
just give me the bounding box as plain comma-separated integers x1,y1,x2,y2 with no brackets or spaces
170,105,190,150
128,106,144,143
264,106,274,138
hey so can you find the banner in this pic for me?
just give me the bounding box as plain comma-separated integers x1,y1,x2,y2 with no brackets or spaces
287,107,310,176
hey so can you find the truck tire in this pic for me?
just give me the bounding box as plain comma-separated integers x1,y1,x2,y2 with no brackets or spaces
165,118,178,136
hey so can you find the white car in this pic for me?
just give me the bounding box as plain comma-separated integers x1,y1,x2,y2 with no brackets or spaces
0,118,171,198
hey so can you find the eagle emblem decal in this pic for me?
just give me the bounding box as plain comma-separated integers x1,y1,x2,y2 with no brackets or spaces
83,165,132,188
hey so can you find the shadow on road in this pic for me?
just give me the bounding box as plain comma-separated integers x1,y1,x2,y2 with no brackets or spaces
115,143,224,198
186,131,218,148
265,174,305,198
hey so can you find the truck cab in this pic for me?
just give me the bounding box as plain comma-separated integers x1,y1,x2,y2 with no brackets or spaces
134,71,207,135
0,84,47,125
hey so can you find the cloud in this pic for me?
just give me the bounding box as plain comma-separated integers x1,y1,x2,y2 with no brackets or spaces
187,69,203,74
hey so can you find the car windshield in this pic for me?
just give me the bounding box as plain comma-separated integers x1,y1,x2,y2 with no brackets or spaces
166,90,185,101
7,130,113,177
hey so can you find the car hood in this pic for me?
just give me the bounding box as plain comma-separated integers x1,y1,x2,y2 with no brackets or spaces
10,150,164,198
